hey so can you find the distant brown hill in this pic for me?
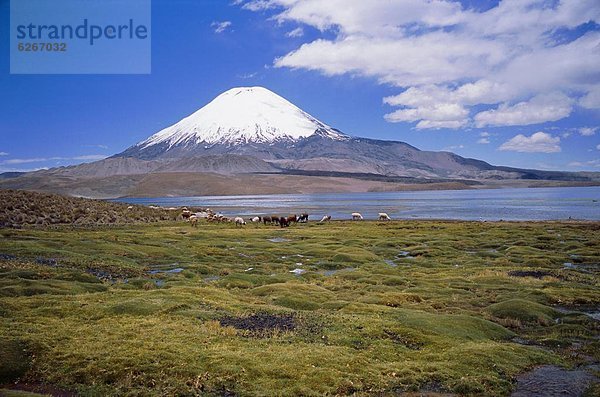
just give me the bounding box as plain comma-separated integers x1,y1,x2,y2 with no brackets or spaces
0,189,180,228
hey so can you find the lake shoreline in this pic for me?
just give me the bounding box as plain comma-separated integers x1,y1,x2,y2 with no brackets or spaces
114,185,600,222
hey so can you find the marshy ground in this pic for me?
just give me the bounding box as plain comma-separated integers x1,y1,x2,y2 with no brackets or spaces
0,220,598,396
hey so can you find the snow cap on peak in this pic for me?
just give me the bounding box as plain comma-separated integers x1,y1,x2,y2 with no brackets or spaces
139,86,346,148
221,86,274,95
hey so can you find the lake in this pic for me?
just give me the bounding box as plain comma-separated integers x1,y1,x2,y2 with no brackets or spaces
115,186,600,221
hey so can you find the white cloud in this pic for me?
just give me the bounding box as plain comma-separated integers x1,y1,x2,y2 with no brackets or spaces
72,155,107,161
286,27,304,38
211,21,232,33
477,131,491,144
384,102,469,130
579,127,597,136
415,120,466,129
2,158,48,165
0,152,8,156
499,131,561,153
244,0,466,35
0,154,107,165
239,0,600,129
580,85,600,109
569,159,600,168
597,144,600,150
474,93,573,128
0,166,47,173
241,0,275,11
275,34,505,87
237,72,258,79
383,81,514,108
442,144,464,151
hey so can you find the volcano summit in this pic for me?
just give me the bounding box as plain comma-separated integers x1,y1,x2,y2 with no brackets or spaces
118,87,347,160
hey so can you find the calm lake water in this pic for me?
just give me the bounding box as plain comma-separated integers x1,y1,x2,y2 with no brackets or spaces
115,186,600,221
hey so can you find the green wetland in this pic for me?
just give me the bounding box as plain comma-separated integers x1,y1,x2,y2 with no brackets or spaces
0,220,599,396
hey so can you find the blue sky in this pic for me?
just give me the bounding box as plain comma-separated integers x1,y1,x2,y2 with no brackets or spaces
1,0,599,172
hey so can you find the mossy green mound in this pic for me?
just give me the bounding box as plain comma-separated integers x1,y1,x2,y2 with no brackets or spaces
0,338,31,383
486,299,559,326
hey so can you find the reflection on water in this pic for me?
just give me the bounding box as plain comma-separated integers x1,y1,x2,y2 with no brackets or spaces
115,186,600,221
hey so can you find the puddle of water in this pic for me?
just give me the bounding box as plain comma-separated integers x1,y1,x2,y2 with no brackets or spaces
510,337,554,353
320,267,355,276
384,259,398,267
555,306,600,322
511,337,535,346
269,237,290,243
588,312,600,321
148,268,184,274
204,276,221,282
88,269,119,282
562,262,593,273
289,268,306,275
511,365,598,397
397,251,415,259
245,267,254,272
155,280,165,287
36,257,58,266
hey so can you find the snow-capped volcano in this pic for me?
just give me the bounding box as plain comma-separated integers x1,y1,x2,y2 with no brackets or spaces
112,85,515,181
138,87,346,149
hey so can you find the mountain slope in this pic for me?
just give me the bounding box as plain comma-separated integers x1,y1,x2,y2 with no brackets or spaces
154,154,279,174
43,157,165,178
